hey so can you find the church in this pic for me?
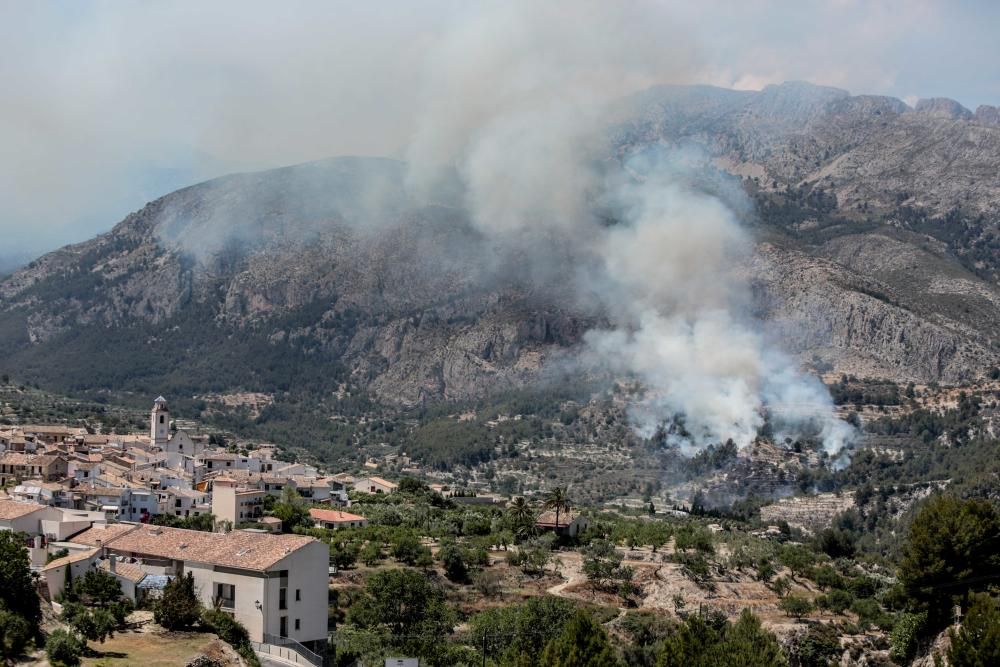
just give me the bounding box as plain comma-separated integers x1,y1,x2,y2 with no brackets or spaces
149,396,206,456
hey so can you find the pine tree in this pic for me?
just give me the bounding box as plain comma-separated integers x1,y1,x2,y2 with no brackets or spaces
539,610,621,667
949,594,1000,667
154,572,201,630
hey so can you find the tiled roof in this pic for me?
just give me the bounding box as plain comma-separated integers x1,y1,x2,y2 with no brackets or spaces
106,525,319,571
68,523,141,546
0,499,50,520
42,548,99,571
364,477,398,488
0,452,63,466
535,510,582,527
98,558,147,584
309,508,366,523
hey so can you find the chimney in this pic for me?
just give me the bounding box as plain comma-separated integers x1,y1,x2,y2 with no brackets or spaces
109,553,116,573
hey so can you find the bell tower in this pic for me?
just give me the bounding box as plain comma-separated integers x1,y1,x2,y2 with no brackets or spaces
151,396,170,448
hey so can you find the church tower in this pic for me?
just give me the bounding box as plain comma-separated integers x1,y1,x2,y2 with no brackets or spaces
151,396,170,448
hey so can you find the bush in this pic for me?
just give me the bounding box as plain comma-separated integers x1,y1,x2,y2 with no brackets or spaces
46,629,85,667
0,607,32,660
438,541,468,583
202,609,260,667
779,596,813,620
154,572,201,630
889,612,927,663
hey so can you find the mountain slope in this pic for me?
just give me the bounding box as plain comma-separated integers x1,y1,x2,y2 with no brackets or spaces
1,83,999,409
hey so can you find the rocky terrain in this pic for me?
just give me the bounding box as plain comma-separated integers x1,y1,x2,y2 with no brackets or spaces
1,82,999,410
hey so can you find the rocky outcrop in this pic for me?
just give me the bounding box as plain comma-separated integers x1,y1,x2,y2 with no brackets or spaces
2,84,1000,403
915,97,973,120
975,104,1000,126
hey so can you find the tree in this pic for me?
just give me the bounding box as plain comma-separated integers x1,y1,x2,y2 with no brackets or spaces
438,540,468,583
0,607,31,661
46,629,85,667
397,477,428,495
949,594,1000,667
543,487,570,534
657,613,725,667
777,545,815,581
270,488,311,533
0,531,40,625
539,609,621,666
507,496,536,540
74,569,123,606
657,610,786,667
329,539,359,571
360,540,382,566
391,532,431,566
469,596,576,665
779,595,813,620
154,572,201,630
789,623,840,667
346,569,455,663
900,495,1000,627
723,610,787,667
61,602,117,643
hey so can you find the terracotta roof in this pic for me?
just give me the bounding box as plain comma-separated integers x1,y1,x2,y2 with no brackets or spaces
309,508,366,523
98,558,147,584
0,499,50,520
363,476,398,489
0,452,64,466
42,548,99,571
106,525,319,571
535,510,582,527
68,523,141,546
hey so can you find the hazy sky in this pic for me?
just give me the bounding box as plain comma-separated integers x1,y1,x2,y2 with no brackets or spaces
2,0,998,258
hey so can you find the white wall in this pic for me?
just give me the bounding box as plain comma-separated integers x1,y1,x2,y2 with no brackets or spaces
188,561,267,641
262,541,329,645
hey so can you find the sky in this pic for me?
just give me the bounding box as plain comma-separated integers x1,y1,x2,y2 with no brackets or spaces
1,0,999,260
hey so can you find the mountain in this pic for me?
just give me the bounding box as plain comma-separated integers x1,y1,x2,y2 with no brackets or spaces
1,83,999,416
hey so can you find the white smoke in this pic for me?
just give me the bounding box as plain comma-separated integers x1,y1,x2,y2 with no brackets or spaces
406,1,856,459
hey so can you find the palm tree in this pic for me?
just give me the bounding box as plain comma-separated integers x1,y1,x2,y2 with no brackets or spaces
543,487,570,534
507,496,535,539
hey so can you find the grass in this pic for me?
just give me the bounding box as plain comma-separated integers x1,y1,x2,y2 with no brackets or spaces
83,631,230,667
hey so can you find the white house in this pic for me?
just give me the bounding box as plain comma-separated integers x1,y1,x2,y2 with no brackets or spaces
0,498,62,535
157,487,210,519
353,476,398,495
103,525,329,649
212,477,265,527
309,508,368,530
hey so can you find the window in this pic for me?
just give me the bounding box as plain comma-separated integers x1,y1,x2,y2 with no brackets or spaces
214,583,235,609
279,587,287,610
279,616,288,638
295,589,301,601
295,619,300,631
159,415,164,424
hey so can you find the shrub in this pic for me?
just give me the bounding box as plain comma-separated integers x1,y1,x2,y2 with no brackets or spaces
0,607,31,660
779,596,813,620
202,609,260,667
889,612,927,663
46,629,85,667
154,572,201,630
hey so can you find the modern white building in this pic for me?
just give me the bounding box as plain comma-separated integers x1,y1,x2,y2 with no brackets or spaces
212,476,265,527
102,525,329,649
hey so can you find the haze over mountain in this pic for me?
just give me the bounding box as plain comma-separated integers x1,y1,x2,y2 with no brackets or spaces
2,82,999,460
4,1,1000,257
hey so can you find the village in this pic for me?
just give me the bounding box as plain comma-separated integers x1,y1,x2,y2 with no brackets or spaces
0,397,412,665
0,391,975,667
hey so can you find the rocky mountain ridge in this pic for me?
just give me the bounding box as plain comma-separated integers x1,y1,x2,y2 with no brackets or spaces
1,82,999,406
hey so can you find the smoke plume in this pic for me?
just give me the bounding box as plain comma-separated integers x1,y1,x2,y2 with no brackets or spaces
405,1,855,458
